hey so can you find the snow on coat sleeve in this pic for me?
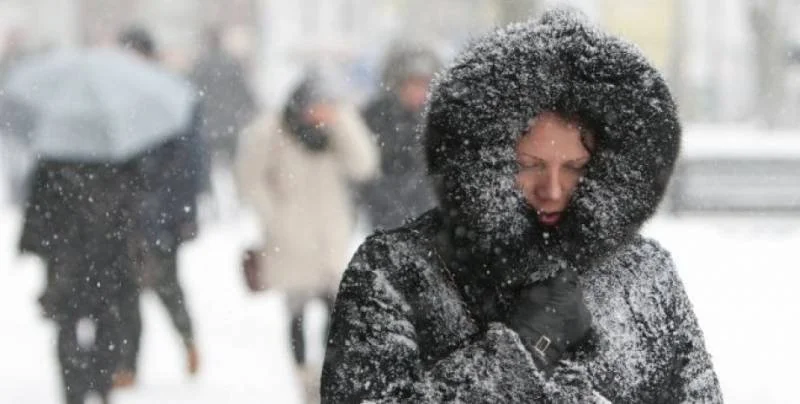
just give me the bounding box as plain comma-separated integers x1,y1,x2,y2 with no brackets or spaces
647,242,723,403
321,237,612,403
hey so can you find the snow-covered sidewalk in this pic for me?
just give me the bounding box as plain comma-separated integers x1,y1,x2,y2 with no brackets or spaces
644,216,800,403
0,204,320,403
2,199,797,403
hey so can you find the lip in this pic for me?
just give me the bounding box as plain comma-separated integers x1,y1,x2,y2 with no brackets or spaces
537,211,562,226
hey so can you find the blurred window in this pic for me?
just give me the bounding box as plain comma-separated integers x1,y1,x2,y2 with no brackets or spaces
670,158,800,213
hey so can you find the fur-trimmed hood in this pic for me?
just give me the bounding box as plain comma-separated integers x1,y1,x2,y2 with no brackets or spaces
424,9,680,287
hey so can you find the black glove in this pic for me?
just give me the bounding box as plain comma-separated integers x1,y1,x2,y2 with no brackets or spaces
505,269,592,375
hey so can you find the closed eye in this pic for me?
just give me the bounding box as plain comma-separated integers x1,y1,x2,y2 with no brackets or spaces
566,157,590,171
565,163,587,172
518,160,546,171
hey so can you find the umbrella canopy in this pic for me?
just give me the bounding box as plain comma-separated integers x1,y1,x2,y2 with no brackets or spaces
0,48,196,162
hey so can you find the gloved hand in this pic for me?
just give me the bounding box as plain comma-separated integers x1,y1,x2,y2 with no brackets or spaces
505,268,592,375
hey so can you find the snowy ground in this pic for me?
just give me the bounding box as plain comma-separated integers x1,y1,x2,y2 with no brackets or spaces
643,215,800,403
1,177,798,403
0,202,322,403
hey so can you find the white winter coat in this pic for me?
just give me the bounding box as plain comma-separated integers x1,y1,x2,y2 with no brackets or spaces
235,107,378,296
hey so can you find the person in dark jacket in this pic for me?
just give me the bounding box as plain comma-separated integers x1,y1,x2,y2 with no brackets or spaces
189,27,256,220
321,9,722,403
20,159,143,404
190,27,256,167
112,26,203,387
360,43,441,230
113,130,203,387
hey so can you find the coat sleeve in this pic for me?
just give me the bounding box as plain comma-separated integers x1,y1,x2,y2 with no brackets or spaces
329,106,380,183
234,117,278,225
650,243,723,403
321,238,612,403
163,132,201,233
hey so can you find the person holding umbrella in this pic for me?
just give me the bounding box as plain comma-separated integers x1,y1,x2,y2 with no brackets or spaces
111,25,202,388
7,46,196,404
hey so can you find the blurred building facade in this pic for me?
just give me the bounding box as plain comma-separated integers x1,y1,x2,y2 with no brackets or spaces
0,0,80,52
2,0,799,126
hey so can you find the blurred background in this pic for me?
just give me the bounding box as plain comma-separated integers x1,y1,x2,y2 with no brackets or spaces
4,0,800,124
1,0,798,403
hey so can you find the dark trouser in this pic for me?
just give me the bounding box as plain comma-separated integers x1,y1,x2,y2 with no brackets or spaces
46,250,135,404
58,312,118,404
118,246,194,372
290,293,335,365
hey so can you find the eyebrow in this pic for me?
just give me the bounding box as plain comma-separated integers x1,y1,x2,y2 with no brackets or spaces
518,153,590,164
568,156,590,164
518,152,541,160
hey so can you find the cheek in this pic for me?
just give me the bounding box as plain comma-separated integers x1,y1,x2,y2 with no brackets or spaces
515,172,535,192
516,172,542,208
402,86,428,107
561,172,583,195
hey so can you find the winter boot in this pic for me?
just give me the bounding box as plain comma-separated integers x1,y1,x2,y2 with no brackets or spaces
112,369,136,389
186,342,200,375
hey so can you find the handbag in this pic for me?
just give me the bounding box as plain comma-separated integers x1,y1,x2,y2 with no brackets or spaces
242,248,267,292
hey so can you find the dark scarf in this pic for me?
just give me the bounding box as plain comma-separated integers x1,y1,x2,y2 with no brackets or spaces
282,73,337,153
283,107,331,153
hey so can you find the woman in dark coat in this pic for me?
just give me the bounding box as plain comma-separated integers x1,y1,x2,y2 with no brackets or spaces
321,9,722,403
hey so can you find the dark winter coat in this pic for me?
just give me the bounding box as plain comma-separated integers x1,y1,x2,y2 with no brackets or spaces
321,9,722,403
190,48,256,161
135,123,204,253
19,159,143,259
19,158,143,317
360,94,436,230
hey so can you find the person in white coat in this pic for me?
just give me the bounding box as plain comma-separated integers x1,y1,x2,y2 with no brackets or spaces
235,72,378,400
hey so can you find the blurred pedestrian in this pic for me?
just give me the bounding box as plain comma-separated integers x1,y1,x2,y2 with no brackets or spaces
116,25,156,60
359,42,441,231
322,9,721,402
20,159,143,404
10,42,196,403
115,127,203,387
190,27,256,166
112,26,202,387
190,27,256,222
235,71,378,403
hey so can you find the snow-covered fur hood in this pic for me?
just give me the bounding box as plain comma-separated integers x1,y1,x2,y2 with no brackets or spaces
424,9,680,284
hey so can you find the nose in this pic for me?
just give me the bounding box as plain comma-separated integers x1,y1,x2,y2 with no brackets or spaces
535,168,563,202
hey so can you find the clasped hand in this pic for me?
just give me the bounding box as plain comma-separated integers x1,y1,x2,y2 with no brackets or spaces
505,268,592,375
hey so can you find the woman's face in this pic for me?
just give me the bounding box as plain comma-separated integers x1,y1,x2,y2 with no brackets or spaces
399,76,431,112
304,101,338,128
516,112,591,227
